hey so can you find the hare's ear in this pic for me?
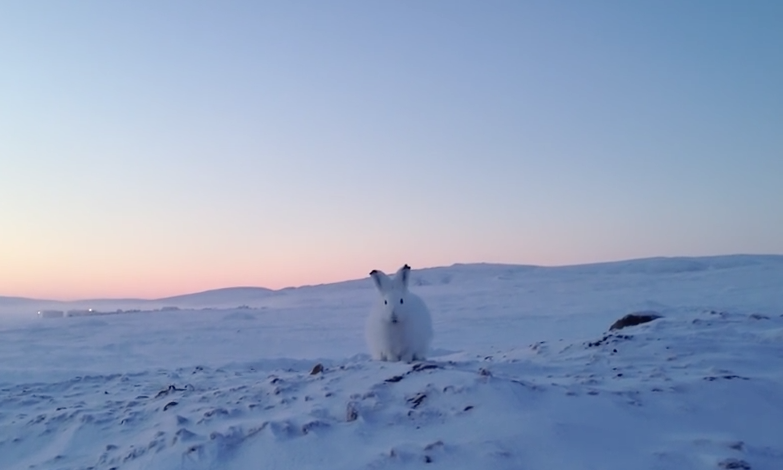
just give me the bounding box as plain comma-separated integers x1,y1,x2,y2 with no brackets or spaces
394,264,411,290
370,269,391,292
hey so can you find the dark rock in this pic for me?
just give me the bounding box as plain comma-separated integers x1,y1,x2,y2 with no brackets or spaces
385,375,404,383
609,312,662,331
718,458,751,469
163,401,178,411
155,384,185,398
463,405,474,412
310,363,324,375
408,393,427,409
587,334,632,348
703,375,749,381
346,402,359,422
749,313,769,320
411,363,440,372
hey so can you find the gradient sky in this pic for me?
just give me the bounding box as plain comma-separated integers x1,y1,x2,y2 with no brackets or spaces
2,1,782,300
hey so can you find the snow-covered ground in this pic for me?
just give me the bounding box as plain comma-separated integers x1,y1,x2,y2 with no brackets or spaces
1,255,782,470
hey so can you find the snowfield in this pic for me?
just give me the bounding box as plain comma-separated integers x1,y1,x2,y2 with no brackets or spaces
1,255,782,470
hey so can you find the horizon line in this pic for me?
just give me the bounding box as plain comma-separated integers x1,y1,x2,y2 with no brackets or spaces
2,253,780,304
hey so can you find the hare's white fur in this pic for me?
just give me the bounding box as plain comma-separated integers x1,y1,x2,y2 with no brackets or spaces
365,265,433,362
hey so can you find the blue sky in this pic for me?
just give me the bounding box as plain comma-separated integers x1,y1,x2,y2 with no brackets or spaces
1,1,782,299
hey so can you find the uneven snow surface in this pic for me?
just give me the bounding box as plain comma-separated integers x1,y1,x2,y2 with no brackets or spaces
1,256,782,470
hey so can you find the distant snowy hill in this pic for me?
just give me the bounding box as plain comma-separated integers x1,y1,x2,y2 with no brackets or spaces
157,286,276,309
3,254,782,316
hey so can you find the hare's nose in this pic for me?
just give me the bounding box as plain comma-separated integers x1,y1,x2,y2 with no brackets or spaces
391,313,399,323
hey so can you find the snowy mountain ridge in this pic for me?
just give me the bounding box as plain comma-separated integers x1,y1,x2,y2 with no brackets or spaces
2,254,782,315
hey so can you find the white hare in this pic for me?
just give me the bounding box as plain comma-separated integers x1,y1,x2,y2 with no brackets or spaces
365,264,433,362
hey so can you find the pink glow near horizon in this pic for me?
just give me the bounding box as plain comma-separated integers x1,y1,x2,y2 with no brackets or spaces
2,241,580,300
0,245,752,301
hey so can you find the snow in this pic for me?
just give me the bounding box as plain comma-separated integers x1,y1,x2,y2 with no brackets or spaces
1,255,782,469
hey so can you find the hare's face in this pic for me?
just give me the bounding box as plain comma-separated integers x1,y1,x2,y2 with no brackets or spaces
370,265,412,324
378,288,408,324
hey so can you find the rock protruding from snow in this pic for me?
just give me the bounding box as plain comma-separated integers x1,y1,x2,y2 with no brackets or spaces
718,458,751,469
346,401,359,422
609,311,663,331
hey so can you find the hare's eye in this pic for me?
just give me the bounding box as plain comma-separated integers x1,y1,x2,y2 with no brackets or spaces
400,299,404,305
384,300,387,305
